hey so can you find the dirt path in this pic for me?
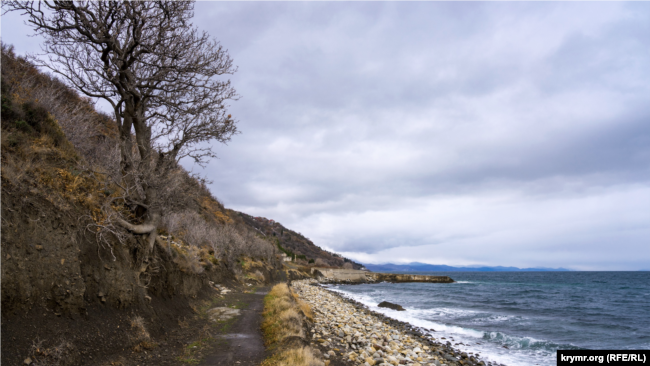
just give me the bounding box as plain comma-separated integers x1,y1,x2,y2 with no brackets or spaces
199,287,270,366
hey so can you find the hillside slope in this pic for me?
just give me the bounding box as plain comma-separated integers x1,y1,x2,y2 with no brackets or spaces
236,211,363,269
0,45,287,366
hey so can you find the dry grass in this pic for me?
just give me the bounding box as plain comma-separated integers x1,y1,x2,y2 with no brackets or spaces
29,338,75,366
260,283,320,365
298,299,314,322
261,347,324,366
262,284,305,347
200,196,233,224
252,270,265,282
244,269,266,283
172,244,205,274
0,152,35,185
1,126,106,212
130,316,150,341
177,317,190,329
130,316,156,352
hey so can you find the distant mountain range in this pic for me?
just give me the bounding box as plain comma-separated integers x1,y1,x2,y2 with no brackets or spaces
364,262,572,272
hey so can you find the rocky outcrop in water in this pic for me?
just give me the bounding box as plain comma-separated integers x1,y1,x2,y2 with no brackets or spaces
378,301,406,311
369,273,455,284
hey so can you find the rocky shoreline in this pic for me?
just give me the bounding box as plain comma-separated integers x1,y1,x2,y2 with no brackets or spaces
293,279,506,366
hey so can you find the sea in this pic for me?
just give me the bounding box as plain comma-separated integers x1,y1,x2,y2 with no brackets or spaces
326,271,650,366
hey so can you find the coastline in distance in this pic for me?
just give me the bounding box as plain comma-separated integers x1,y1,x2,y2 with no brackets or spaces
364,262,573,272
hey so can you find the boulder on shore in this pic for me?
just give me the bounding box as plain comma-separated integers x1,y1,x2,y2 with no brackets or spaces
378,301,406,311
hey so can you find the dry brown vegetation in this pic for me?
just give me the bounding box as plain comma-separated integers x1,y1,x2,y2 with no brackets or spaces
1,45,106,210
298,299,315,322
28,338,76,366
262,284,303,346
160,210,277,272
262,347,323,366
1,43,279,274
3,2,242,258
129,316,157,352
261,284,323,366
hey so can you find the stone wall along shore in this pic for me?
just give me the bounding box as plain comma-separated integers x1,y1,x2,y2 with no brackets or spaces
292,279,506,366
310,268,455,284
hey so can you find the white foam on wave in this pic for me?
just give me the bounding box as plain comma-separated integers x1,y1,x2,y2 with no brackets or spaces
470,314,525,324
410,306,479,318
485,331,557,350
330,286,557,366
407,308,529,330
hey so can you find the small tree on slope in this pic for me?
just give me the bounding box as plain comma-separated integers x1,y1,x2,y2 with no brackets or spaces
4,1,239,251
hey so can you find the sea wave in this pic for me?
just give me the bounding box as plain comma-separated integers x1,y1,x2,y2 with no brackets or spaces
409,307,479,318
469,314,526,324
483,331,579,351
331,286,559,366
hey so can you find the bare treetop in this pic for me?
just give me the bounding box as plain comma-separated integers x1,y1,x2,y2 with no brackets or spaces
5,0,238,165
4,0,240,251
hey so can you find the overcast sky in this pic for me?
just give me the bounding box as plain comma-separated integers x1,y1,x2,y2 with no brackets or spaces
3,2,649,270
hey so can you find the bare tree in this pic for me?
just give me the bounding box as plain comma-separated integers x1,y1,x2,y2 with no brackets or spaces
4,1,239,250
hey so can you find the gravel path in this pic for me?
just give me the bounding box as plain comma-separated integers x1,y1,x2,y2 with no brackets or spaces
199,287,270,366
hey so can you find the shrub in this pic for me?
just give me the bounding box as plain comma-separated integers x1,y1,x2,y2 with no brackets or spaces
130,316,150,341
29,338,76,366
161,210,277,270
130,316,156,352
172,244,205,274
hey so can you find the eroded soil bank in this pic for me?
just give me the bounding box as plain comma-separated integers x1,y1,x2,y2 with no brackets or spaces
3,276,275,366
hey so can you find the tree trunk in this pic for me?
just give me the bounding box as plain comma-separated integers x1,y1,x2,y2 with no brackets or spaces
116,103,161,252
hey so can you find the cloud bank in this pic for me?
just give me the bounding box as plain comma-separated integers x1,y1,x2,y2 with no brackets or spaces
4,2,649,270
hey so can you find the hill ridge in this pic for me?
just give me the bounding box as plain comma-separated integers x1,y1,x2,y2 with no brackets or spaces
365,262,572,272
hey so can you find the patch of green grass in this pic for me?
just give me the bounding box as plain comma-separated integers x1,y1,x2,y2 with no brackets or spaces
15,119,31,132
231,300,248,309
217,316,237,333
176,337,213,365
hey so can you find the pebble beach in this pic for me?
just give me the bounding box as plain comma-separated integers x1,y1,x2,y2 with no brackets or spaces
293,279,504,366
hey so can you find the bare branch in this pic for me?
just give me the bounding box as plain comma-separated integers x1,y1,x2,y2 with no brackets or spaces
4,1,240,251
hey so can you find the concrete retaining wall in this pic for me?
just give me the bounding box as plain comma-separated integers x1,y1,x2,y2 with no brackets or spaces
311,268,368,282
310,268,454,284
